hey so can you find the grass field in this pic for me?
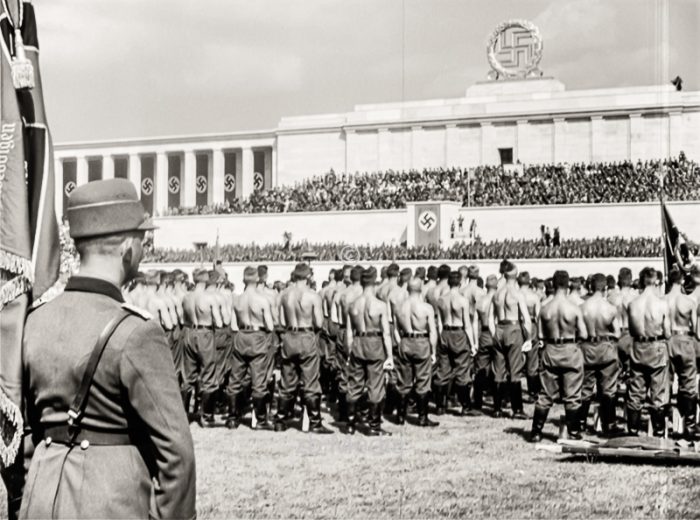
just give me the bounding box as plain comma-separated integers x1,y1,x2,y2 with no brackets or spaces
190,401,700,519
4,401,700,518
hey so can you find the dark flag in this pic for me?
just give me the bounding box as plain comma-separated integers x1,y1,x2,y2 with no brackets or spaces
0,0,60,476
661,200,694,281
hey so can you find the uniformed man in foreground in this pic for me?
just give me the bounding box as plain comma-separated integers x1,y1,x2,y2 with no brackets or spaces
530,270,586,442
393,278,439,426
20,179,195,518
626,267,671,436
275,263,333,434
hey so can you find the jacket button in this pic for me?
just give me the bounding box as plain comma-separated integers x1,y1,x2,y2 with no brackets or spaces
80,440,90,450
45,437,52,446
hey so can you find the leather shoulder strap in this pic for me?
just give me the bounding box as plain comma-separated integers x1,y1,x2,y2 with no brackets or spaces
68,309,131,427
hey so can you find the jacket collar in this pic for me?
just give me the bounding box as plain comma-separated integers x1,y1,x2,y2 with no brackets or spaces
64,276,125,303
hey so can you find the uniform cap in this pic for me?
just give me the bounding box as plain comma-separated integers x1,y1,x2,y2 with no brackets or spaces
67,179,156,239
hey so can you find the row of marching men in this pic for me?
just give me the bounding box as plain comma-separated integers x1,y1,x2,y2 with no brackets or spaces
123,260,700,440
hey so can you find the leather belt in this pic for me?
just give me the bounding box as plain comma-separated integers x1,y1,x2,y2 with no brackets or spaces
43,424,133,447
633,335,665,342
401,332,428,338
240,325,265,332
498,320,518,325
443,325,463,331
356,331,382,337
481,326,490,332
192,325,212,330
286,327,314,332
548,338,577,345
587,335,617,342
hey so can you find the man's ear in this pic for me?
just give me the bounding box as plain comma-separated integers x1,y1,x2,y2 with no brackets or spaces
120,237,135,264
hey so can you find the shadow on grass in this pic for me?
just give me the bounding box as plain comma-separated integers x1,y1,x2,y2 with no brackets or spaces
503,425,559,443
558,454,700,467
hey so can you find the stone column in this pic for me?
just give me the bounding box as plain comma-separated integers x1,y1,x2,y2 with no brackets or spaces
211,147,225,204
128,153,141,196
263,148,272,189
102,155,115,180
669,111,683,158
515,120,527,163
410,125,422,170
183,150,196,207
590,116,604,163
240,146,255,197
155,152,168,215
344,128,355,173
552,118,566,164
76,155,88,186
377,128,391,171
628,113,643,160
271,144,278,187
479,122,493,165
444,124,458,168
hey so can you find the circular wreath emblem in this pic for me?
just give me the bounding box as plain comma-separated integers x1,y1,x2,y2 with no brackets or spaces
487,19,543,79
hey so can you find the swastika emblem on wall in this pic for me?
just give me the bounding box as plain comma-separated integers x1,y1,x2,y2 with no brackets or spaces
224,174,236,193
196,175,208,194
64,181,76,197
418,210,438,232
487,20,543,80
168,176,180,194
141,178,153,196
253,172,264,191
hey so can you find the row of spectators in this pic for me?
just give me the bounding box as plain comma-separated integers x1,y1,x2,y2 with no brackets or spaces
160,155,697,215
143,236,664,263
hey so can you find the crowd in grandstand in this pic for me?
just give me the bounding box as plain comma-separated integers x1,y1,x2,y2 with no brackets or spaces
144,236,665,263
161,154,697,216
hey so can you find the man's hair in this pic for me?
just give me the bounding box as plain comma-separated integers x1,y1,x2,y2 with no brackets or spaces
501,260,516,278
427,266,438,281
328,269,336,280
448,271,461,288
606,274,616,290
380,265,388,278
499,259,510,274
407,277,422,294
414,266,426,280
361,267,377,287
668,267,683,286
73,230,142,259
437,264,451,281
386,263,400,278
467,265,479,279
458,265,468,277
257,265,268,281
322,281,329,288
618,267,632,287
486,275,498,290
591,273,607,293
570,277,581,291
350,265,363,282
517,271,530,287
334,269,344,282
639,267,657,288
553,270,570,290
400,267,412,280
476,276,484,289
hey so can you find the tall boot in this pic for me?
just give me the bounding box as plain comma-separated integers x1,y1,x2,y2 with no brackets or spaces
599,395,624,437
455,385,472,416
509,381,527,420
181,390,192,417
530,406,550,442
395,393,407,425
649,407,666,438
526,376,541,402
417,393,439,427
384,382,397,415
274,396,294,432
306,395,334,434
200,392,217,428
346,400,357,435
578,400,592,433
680,395,698,440
336,392,349,423
252,396,274,431
626,407,641,436
433,385,447,416
473,373,485,411
226,393,241,429
327,369,338,405
493,382,505,418
564,407,582,440
366,401,392,436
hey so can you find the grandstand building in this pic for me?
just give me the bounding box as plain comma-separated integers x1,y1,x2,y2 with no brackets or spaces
54,20,700,219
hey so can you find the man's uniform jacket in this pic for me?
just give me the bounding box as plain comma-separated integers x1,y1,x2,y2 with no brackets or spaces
20,277,196,519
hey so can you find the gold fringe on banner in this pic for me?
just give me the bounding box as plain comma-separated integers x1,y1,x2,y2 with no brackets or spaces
0,275,29,310
0,388,23,468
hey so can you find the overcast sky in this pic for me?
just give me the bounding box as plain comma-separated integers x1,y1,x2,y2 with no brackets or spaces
34,0,698,144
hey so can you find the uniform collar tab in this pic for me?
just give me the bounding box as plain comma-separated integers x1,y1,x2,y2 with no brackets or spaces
64,276,125,303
